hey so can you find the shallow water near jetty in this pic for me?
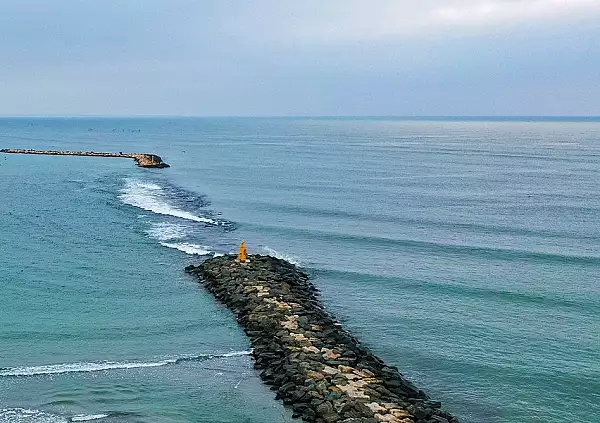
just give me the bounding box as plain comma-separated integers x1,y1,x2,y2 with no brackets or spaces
1,117,599,422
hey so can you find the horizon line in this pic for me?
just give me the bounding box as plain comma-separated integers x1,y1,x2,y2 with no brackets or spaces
0,114,599,120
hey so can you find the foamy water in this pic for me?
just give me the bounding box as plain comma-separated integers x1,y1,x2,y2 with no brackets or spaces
145,222,188,241
123,180,236,256
0,409,67,423
259,246,300,265
70,415,109,422
0,351,250,378
119,179,219,225
159,242,213,255
0,409,110,423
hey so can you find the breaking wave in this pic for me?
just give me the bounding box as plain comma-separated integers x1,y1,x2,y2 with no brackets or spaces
147,222,215,255
0,409,67,423
146,222,188,241
159,242,213,255
0,409,118,423
119,179,220,225
0,351,251,378
70,415,109,422
260,246,300,265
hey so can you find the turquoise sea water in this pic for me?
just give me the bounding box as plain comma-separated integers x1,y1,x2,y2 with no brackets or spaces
1,117,599,423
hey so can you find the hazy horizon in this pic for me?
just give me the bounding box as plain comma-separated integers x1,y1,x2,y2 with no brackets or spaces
1,115,599,119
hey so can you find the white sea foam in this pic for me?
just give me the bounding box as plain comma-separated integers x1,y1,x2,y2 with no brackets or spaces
0,359,176,377
216,350,251,358
70,415,109,422
119,179,218,224
159,242,213,255
260,246,300,265
0,351,250,378
146,222,188,241
0,408,67,423
0,409,109,423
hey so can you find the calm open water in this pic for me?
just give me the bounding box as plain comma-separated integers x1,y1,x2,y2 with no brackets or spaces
1,117,599,423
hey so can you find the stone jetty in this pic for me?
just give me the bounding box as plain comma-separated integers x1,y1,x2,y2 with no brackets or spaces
0,149,170,168
185,255,459,423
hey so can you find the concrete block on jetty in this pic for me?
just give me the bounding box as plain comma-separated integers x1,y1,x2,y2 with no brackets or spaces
0,149,170,168
185,255,459,423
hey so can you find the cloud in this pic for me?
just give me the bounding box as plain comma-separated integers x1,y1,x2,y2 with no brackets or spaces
0,1,598,115
223,0,600,43
431,0,600,29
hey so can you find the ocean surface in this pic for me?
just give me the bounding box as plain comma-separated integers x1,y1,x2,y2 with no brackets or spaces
1,117,599,423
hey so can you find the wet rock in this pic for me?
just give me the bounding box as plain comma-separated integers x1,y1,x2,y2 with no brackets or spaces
303,407,317,421
316,400,335,415
327,390,343,402
407,404,429,420
307,371,326,381
424,401,442,409
323,413,342,422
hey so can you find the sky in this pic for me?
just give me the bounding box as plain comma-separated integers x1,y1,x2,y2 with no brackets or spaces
1,0,599,116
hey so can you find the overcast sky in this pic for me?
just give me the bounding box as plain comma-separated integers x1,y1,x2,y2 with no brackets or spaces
1,1,599,116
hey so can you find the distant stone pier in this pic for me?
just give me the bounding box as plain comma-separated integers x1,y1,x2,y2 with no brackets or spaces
186,255,459,423
0,149,170,168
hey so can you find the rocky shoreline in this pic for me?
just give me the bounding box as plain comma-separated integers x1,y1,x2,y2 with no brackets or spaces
185,255,459,423
0,149,170,168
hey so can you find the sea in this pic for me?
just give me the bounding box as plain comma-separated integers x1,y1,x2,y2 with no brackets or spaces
0,117,599,423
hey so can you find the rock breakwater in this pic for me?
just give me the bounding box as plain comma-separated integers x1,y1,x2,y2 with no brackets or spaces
185,255,459,423
0,149,169,168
